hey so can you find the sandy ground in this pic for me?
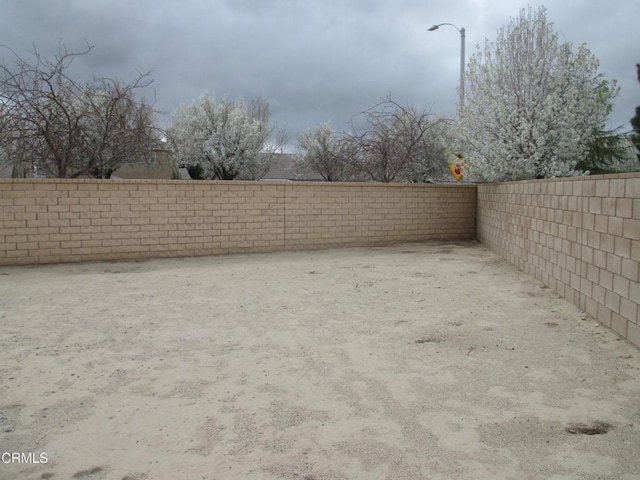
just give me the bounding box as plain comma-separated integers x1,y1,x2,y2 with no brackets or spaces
0,241,639,480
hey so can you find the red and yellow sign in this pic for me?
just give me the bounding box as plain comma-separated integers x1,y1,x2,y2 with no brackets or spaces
448,153,465,181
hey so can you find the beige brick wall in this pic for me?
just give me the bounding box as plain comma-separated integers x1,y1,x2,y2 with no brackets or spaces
477,173,640,348
0,179,476,266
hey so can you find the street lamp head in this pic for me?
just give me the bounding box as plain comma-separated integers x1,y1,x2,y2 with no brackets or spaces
428,22,463,34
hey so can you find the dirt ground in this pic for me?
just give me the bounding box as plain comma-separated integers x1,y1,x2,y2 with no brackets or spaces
1,241,639,480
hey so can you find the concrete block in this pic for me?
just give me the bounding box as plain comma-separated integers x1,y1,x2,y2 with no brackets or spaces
628,321,640,348
611,313,628,337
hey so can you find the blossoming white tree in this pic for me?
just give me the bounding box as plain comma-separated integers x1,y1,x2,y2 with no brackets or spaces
168,93,280,180
459,6,619,181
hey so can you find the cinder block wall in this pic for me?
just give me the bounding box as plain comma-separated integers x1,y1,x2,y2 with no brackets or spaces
0,179,476,266
477,174,640,347
284,182,475,248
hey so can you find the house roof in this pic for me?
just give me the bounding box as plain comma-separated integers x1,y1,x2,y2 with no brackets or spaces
262,153,325,181
110,148,178,180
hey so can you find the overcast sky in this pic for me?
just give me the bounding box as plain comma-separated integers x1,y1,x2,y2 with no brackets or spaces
2,0,639,149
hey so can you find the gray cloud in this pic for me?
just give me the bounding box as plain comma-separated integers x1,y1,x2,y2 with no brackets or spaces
1,0,638,148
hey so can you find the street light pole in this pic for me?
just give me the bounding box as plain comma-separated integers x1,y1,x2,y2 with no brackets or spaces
428,23,465,106
428,22,467,182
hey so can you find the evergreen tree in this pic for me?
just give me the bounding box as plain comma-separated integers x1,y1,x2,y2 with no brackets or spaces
631,64,640,161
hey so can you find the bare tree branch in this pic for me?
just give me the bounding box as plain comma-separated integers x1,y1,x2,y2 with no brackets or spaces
350,98,444,182
0,43,160,178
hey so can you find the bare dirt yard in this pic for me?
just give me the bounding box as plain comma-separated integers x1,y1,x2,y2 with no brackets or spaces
1,241,639,480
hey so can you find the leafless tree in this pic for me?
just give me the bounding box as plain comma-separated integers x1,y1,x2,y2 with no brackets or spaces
296,122,360,181
404,118,455,182
352,99,443,182
0,43,160,178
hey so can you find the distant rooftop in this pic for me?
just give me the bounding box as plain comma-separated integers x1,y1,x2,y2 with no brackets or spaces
260,154,325,181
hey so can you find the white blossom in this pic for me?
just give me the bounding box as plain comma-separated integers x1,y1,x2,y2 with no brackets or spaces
168,92,275,180
459,6,619,182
